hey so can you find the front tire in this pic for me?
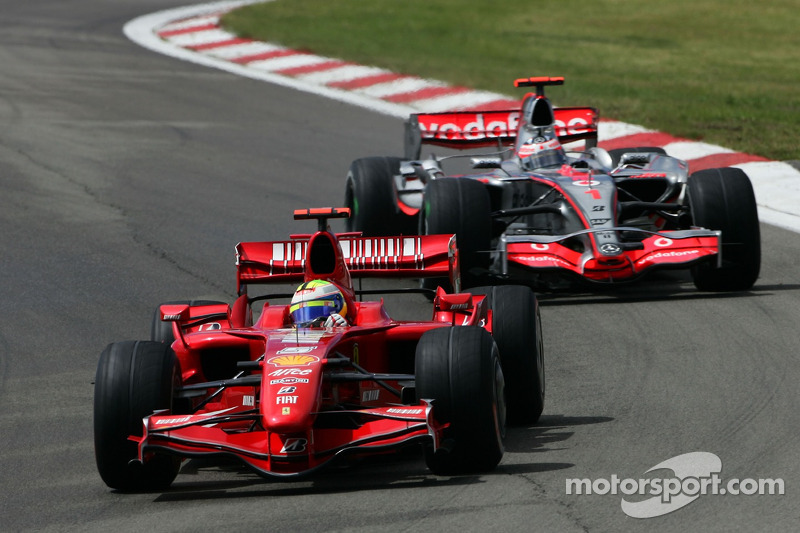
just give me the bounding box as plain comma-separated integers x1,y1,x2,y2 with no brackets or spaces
415,327,505,475
344,156,418,236
471,285,545,425
94,341,182,491
688,167,761,291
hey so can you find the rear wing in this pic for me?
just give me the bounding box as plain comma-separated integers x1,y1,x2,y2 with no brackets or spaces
404,106,598,159
236,234,459,293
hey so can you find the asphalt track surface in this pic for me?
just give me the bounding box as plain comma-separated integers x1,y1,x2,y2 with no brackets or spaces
0,1,798,531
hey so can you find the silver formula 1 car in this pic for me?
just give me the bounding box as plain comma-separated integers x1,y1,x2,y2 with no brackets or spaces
344,76,760,291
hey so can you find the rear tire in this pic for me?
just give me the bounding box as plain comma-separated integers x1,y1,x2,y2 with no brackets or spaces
344,156,418,236
421,178,491,291
94,341,182,491
470,285,544,424
688,167,760,291
415,327,505,475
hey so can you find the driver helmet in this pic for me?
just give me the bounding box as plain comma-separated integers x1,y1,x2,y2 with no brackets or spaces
517,128,567,170
290,280,347,327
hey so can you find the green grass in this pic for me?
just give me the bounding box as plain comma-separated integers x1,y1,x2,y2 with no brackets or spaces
222,0,800,160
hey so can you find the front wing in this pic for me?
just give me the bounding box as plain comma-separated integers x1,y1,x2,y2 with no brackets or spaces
136,404,443,478
500,228,721,283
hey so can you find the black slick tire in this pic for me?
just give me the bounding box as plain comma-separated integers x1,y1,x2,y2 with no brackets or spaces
344,156,417,236
470,285,545,424
94,340,182,491
688,167,761,291
421,178,491,291
415,326,505,475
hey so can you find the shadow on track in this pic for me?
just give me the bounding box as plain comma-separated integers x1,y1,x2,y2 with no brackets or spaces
535,273,799,307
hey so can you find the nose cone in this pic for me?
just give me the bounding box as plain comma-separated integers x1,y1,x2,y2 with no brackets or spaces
260,353,323,434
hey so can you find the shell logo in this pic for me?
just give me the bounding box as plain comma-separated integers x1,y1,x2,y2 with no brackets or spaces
267,354,320,367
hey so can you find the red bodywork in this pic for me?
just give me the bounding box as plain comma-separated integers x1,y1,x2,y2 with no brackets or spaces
136,208,492,477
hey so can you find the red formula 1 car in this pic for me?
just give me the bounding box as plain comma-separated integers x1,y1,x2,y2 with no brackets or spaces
344,76,760,292
93,208,544,491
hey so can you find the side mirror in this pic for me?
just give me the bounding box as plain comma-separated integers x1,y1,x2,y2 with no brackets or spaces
160,304,190,322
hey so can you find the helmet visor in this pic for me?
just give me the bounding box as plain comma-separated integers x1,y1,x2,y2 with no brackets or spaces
290,294,344,327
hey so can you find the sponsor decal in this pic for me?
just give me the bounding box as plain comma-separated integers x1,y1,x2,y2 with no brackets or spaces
636,250,700,266
653,237,674,247
276,346,315,355
415,108,594,142
362,389,380,402
154,407,236,427
267,354,320,367
572,179,600,187
530,243,550,251
277,386,296,394
628,172,668,179
514,255,573,268
269,368,312,376
281,407,290,415
600,243,622,255
517,137,561,158
276,396,298,405
270,377,310,385
591,218,612,226
243,395,255,407
418,111,521,141
280,438,308,453
386,408,424,415
154,416,192,426
163,314,181,320
278,329,325,344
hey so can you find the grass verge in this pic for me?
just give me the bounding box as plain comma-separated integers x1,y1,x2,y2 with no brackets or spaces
222,0,800,160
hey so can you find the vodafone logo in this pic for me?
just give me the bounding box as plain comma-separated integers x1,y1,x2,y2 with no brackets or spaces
418,112,520,141
515,255,572,268
572,179,600,187
636,250,699,266
558,116,592,135
654,237,673,247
